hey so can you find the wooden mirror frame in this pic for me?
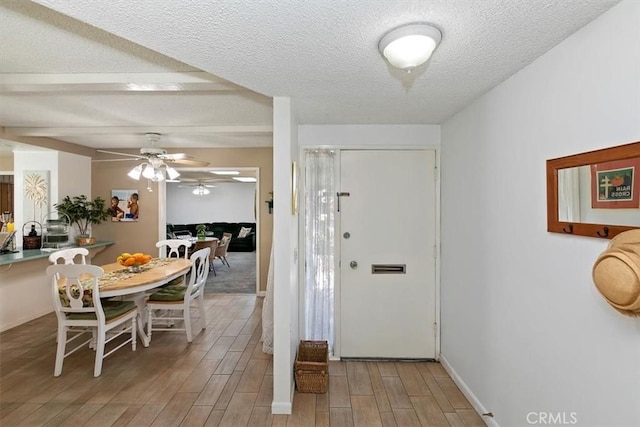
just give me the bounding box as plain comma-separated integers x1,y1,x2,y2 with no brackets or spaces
546,141,640,239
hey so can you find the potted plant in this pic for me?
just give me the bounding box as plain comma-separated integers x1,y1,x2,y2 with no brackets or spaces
196,224,207,240
54,195,110,246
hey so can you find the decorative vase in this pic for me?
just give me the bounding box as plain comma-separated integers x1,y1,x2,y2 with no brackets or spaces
197,230,206,240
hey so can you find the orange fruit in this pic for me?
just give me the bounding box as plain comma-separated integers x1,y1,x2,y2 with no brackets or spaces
123,257,137,266
134,253,145,263
143,254,152,263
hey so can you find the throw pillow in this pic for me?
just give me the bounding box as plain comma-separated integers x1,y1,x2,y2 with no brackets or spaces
238,227,252,239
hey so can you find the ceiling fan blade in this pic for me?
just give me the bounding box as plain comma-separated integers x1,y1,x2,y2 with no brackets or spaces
96,149,144,159
92,158,140,163
169,158,210,167
160,153,189,160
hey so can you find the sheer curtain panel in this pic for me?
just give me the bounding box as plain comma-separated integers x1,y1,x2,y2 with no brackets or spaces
304,150,336,352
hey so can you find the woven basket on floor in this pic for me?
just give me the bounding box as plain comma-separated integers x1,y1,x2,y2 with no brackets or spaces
294,340,329,393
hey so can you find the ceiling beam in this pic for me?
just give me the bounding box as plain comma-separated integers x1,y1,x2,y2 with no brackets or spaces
0,72,245,92
7,125,273,136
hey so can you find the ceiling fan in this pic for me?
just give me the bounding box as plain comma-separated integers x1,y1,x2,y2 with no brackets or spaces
94,133,209,167
94,133,209,182
180,182,217,196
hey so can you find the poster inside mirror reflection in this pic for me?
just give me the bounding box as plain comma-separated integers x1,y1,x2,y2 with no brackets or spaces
591,159,640,209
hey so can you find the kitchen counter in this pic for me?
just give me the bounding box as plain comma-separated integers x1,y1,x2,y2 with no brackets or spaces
0,241,115,332
0,241,114,266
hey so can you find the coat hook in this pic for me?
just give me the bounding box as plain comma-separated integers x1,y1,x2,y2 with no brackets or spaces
596,226,609,238
562,224,573,234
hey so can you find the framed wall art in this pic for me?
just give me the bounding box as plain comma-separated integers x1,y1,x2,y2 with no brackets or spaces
110,189,139,221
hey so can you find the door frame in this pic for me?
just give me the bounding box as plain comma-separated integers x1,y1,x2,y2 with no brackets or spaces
159,166,262,295
299,145,441,360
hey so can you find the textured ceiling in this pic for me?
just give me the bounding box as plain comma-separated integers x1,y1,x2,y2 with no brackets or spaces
0,0,622,151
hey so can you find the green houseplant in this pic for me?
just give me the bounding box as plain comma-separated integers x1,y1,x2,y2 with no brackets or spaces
54,195,110,245
196,224,207,240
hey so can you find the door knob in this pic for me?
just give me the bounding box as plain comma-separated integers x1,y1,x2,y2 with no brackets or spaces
343,232,350,239
350,261,358,269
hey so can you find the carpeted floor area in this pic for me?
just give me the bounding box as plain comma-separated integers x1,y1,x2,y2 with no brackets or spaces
205,250,256,294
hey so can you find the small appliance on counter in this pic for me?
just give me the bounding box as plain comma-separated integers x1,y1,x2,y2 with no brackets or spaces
42,212,71,251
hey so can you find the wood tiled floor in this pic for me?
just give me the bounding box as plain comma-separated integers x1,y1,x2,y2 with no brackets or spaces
0,295,485,426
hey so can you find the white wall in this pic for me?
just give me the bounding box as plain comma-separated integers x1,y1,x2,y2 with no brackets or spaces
58,151,92,240
299,124,440,147
440,2,640,426
14,151,59,247
272,97,299,414
166,182,256,224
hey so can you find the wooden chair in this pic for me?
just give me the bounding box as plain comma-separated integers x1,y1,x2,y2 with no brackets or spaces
48,247,88,265
47,264,138,377
146,247,210,342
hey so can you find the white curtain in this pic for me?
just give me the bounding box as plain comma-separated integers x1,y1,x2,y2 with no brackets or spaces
303,150,336,352
558,167,581,223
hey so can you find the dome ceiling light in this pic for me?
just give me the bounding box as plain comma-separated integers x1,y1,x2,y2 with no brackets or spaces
378,23,442,71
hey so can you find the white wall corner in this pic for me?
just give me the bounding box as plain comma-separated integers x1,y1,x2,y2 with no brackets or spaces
440,354,499,427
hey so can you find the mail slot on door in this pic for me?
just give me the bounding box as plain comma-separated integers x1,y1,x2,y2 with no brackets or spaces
371,264,406,274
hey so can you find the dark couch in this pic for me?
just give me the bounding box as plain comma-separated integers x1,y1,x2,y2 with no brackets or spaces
167,222,256,252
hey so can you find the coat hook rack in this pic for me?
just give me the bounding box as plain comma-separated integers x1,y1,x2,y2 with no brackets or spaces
562,224,574,234
596,226,609,238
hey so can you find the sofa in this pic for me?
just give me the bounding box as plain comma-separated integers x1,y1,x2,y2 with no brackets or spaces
167,222,256,252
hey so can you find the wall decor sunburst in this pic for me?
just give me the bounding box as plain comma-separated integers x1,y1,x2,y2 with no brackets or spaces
23,170,49,223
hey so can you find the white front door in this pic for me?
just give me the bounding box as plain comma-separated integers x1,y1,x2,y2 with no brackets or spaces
339,149,437,359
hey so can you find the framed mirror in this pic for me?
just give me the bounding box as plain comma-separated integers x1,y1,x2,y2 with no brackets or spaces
547,141,640,239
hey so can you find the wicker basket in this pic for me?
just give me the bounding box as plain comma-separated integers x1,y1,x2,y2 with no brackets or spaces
22,221,42,250
294,340,329,393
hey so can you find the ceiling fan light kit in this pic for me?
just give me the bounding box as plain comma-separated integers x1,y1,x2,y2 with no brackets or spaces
96,133,207,183
378,23,442,70
192,185,210,196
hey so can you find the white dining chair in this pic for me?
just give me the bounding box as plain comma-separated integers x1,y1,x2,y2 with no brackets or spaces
48,247,89,265
155,239,192,288
156,239,191,259
47,263,138,377
146,247,210,342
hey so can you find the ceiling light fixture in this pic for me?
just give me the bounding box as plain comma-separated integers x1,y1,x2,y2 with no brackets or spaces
211,170,240,176
378,23,442,71
192,185,210,196
127,161,180,182
232,177,257,183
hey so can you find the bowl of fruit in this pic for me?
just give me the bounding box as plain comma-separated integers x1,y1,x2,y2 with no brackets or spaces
117,252,153,272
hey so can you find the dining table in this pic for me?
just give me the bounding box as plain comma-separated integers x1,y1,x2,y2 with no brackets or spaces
97,257,191,347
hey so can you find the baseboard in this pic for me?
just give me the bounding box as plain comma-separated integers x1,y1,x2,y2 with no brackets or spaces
439,354,499,427
0,308,52,333
271,381,295,414
271,401,292,414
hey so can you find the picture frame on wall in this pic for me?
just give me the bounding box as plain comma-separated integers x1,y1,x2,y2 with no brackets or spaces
110,189,139,221
591,158,640,209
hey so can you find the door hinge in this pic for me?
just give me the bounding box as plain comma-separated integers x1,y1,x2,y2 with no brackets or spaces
434,244,439,259
434,166,438,182
433,322,438,337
